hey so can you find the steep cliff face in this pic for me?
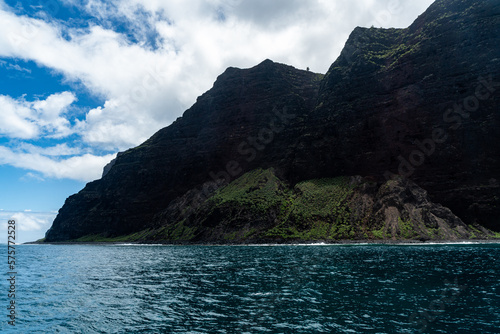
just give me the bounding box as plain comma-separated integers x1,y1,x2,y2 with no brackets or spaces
45,0,500,242
45,60,322,241
146,169,492,243
294,0,500,230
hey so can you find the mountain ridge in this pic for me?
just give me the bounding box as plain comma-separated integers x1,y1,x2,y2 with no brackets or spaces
44,0,500,243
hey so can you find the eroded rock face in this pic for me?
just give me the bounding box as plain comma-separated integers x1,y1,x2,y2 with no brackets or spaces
293,0,500,230
58,169,490,243
370,177,474,241
46,60,322,241
45,0,500,242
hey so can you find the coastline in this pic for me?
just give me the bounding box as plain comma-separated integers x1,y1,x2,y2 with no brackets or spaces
25,239,500,246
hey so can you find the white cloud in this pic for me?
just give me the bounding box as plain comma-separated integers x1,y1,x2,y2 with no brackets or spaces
0,146,115,182
33,91,75,121
0,95,38,139
0,92,76,139
33,91,77,138
0,211,57,243
21,172,46,182
9,63,31,73
18,143,83,156
0,211,55,231
0,60,32,73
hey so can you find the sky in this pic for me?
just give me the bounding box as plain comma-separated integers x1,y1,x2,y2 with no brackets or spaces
0,0,435,243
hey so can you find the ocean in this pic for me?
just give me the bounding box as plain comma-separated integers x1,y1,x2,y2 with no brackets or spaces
1,243,499,333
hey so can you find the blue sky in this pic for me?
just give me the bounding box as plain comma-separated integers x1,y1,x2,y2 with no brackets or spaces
0,0,434,243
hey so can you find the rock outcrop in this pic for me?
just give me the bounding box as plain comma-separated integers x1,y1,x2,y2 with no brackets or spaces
142,170,492,243
294,0,500,230
45,0,500,243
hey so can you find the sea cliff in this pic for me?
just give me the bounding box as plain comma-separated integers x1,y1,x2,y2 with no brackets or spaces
45,0,500,243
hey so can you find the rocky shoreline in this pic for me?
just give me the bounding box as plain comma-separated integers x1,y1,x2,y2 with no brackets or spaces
28,239,500,246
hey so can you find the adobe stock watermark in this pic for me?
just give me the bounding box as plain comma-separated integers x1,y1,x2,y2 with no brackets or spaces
407,277,467,333
181,106,296,217
6,219,17,327
385,75,499,180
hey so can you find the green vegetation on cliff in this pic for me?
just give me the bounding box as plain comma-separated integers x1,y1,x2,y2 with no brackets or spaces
208,168,285,214
62,168,498,244
265,176,355,240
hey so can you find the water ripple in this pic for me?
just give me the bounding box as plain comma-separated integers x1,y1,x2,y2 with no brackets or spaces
0,244,499,333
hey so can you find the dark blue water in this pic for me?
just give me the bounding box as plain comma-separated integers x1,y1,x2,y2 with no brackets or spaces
1,243,499,333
